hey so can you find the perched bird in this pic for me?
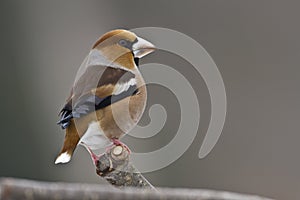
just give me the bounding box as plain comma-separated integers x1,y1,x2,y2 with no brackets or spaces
55,29,155,164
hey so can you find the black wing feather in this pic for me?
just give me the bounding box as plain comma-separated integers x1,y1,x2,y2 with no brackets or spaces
57,65,136,129
57,84,137,129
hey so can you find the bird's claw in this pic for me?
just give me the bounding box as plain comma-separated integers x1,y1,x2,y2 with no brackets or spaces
106,139,131,154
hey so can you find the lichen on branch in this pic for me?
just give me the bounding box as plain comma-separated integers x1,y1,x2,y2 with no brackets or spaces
95,145,155,190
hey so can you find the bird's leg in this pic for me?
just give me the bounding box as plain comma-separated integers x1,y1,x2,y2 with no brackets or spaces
106,138,131,154
81,143,99,165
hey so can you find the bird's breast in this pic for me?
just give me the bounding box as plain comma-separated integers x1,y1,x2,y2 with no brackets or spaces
99,81,147,139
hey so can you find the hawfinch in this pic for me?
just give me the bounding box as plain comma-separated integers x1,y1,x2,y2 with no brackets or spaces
55,29,155,164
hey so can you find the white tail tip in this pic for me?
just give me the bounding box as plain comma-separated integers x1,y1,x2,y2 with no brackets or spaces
55,152,71,164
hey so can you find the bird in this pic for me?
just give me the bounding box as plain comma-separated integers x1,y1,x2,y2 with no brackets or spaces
55,29,155,165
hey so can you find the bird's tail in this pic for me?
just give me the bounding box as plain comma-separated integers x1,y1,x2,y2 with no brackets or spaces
55,121,80,164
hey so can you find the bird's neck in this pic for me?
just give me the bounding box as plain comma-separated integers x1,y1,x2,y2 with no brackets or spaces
113,52,136,71
98,47,136,71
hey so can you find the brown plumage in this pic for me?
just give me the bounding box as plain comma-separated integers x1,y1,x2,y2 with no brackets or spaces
55,29,155,164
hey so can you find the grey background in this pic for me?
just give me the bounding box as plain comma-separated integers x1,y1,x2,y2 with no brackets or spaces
1,1,299,199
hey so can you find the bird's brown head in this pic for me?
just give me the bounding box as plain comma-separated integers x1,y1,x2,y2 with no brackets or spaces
92,29,155,70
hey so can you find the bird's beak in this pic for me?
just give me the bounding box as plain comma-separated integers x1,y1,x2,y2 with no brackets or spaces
132,37,156,58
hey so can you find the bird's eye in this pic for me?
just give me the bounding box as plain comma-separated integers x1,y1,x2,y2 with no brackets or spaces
118,39,128,47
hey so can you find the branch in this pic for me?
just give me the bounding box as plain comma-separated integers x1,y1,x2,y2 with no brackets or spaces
0,178,274,200
95,145,155,190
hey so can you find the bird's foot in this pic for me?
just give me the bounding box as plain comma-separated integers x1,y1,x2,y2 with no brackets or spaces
90,151,99,166
106,138,131,154
81,143,99,165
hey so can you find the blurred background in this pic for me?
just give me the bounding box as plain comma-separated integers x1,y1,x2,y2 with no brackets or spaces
1,1,300,199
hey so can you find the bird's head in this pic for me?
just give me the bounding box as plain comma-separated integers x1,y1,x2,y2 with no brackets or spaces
91,29,155,71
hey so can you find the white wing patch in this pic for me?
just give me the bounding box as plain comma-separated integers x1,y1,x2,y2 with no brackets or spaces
113,78,137,95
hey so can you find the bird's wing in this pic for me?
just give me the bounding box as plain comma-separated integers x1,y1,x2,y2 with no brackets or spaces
57,65,137,129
